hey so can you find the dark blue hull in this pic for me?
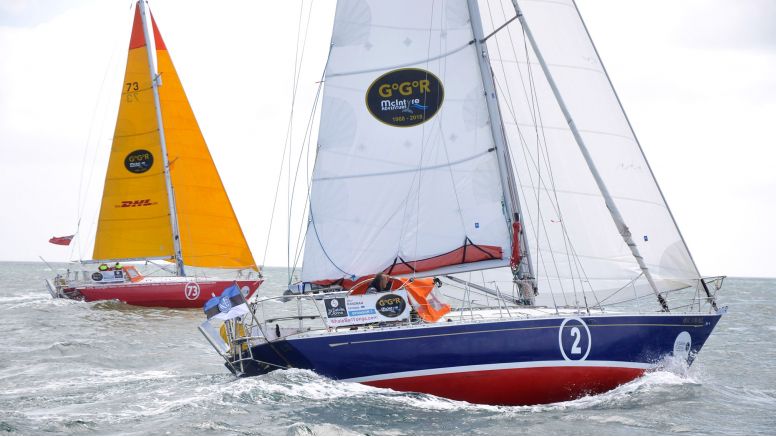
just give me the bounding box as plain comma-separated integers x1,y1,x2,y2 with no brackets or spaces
231,312,722,405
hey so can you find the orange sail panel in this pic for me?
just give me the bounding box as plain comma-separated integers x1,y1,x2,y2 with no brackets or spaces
151,13,257,270
404,278,451,323
93,5,173,261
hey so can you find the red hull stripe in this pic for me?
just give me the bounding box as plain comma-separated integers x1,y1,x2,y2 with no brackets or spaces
76,280,262,308
357,362,649,406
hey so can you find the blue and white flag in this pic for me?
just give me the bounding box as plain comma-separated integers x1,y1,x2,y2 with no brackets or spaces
203,283,250,321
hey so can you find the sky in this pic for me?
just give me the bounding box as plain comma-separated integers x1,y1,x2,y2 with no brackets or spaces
0,0,774,278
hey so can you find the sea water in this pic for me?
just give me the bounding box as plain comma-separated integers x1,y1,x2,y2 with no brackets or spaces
0,262,774,435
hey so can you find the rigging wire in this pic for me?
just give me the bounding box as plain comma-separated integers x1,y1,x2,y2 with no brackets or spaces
285,0,316,284
288,1,310,283
74,0,137,262
520,23,596,310
289,75,328,280
259,0,312,277
435,4,469,237
485,0,607,311
482,0,563,309
509,2,600,310
290,17,359,281
409,0,441,279
519,21,588,310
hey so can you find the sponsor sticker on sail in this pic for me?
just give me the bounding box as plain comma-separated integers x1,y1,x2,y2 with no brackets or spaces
124,149,154,174
365,68,444,127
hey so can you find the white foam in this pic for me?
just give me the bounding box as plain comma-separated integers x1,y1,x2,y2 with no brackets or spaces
287,422,360,436
1,368,180,395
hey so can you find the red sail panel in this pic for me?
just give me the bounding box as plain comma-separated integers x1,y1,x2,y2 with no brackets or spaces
149,11,166,50
313,243,503,289
128,3,146,49
386,244,503,276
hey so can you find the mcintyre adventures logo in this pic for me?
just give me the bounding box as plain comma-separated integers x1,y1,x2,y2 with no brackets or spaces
365,68,444,127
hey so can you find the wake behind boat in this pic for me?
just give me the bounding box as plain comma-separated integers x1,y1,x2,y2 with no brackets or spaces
47,1,261,308
200,0,724,405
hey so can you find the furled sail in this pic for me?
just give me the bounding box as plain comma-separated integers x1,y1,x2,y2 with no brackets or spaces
151,13,257,271
93,5,173,261
480,0,700,294
94,3,257,271
301,0,512,283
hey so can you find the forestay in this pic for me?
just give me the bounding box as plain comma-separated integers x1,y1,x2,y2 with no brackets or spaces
302,0,512,283
479,0,700,294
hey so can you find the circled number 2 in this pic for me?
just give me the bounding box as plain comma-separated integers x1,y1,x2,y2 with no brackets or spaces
558,317,591,361
569,327,582,354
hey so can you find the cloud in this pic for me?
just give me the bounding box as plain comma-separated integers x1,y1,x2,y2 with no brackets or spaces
676,0,776,50
0,0,90,27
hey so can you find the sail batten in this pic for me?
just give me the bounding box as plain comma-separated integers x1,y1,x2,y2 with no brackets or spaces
325,42,474,78
313,149,494,182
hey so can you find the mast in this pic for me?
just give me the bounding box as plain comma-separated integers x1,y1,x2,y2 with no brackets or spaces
509,0,669,311
138,0,185,276
465,0,535,284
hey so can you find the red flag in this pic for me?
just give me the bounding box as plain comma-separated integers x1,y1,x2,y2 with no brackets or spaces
49,235,74,246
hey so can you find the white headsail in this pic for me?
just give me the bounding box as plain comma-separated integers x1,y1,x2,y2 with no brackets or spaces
301,0,513,283
479,0,701,295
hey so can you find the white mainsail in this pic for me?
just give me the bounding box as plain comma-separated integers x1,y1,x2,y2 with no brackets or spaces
478,0,700,295
301,0,513,283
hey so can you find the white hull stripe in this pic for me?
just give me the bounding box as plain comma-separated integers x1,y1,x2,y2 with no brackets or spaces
327,322,699,347
343,360,655,383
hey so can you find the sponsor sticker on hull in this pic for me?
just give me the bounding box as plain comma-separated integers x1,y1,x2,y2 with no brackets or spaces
322,290,411,327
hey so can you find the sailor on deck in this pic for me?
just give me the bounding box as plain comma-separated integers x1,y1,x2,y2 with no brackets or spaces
367,273,393,293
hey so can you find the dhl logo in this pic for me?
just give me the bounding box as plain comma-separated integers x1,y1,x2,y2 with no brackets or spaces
115,199,157,208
